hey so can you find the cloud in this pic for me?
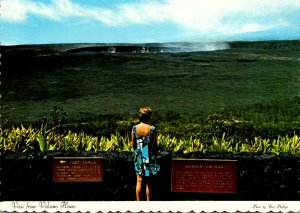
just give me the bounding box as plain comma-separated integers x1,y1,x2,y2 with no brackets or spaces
1,0,112,24
163,0,300,35
2,0,300,37
1,0,30,22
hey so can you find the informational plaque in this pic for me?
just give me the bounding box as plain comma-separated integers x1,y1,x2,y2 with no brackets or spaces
53,157,103,182
171,159,237,193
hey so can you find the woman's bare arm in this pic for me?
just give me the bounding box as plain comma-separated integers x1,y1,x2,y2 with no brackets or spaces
153,129,157,148
131,130,135,148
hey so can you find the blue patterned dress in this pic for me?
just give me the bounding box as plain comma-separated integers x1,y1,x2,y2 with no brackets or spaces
133,125,160,176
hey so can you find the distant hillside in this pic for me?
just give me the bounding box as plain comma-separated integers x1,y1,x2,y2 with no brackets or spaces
1,40,299,54
229,40,300,50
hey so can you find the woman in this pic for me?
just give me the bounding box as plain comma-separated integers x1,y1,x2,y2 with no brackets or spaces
132,106,160,201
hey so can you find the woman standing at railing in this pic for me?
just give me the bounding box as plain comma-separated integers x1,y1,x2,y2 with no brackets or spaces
131,106,160,201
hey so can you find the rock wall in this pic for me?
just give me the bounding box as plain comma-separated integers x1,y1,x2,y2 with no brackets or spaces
1,152,299,201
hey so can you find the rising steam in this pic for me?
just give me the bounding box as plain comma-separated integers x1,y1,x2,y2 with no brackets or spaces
159,42,230,52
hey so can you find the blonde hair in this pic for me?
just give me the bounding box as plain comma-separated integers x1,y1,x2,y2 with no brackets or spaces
139,106,152,123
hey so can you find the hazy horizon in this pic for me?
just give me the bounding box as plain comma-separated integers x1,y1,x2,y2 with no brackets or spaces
2,39,299,46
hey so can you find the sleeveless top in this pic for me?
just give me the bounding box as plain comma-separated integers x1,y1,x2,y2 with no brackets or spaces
133,125,160,176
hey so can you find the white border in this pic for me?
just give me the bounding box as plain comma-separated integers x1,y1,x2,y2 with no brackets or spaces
0,201,299,213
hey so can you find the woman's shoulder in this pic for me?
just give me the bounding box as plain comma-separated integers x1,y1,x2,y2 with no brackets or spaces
135,123,153,128
150,125,155,131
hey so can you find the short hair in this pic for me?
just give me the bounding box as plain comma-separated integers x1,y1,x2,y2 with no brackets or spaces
139,106,152,123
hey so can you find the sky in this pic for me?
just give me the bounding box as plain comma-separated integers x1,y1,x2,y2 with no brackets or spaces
1,0,300,45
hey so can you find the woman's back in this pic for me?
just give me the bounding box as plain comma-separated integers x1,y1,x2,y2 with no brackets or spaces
135,123,152,137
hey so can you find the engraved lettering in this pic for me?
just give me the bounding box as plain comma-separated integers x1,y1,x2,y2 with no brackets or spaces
172,159,237,193
53,157,103,182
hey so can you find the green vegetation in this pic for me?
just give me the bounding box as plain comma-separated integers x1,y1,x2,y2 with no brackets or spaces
1,125,299,155
1,96,300,155
1,41,300,154
1,42,300,124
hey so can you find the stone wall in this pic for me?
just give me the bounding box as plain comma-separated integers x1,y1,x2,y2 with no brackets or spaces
1,151,299,201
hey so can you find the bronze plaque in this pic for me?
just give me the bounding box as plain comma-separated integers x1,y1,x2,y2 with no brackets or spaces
171,159,237,193
53,157,103,182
